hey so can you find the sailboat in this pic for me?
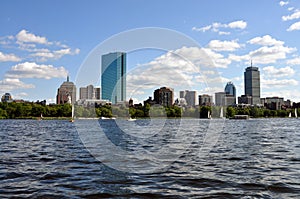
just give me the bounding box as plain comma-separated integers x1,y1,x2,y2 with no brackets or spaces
38,113,43,121
220,107,225,118
295,108,298,118
208,110,211,119
69,104,74,122
289,112,292,118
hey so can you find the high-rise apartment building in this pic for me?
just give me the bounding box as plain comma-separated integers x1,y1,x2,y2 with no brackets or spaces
180,90,196,107
101,52,126,104
244,63,260,105
56,76,76,104
79,85,101,100
154,87,174,107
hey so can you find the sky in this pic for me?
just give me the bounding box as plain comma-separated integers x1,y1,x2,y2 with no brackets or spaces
1,0,300,104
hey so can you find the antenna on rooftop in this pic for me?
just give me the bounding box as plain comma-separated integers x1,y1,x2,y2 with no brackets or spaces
250,59,253,67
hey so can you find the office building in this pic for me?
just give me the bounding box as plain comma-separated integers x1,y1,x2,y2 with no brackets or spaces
265,97,284,110
180,90,196,107
238,95,253,105
101,52,126,104
199,94,213,106
79,85,101,100
244,63,260,105
225,82,236,104
154,87,174,107
215,92,236,106
215,92,226,106
56,76,76,104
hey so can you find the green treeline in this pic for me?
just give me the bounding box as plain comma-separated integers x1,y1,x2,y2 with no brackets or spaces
0,102,299,119
0,102,72,119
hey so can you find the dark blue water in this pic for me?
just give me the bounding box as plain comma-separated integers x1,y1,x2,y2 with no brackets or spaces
0,119,299,198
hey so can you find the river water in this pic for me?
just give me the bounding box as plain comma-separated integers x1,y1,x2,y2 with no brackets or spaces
0,119,299,198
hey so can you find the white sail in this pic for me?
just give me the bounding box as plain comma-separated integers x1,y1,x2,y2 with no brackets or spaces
220,107,224,118
208,110,211,119
295,108,298,118
72,105,75,118
289,112,292,118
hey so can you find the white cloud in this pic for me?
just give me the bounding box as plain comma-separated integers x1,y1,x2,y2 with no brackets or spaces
248,35,284,46
5,62,68,79
286,57,300,65
228,54,249,62
126,46,225,101
219,31,231,35
279,1,289,7
0,51,21,62
229,44,296,64
207,40,243,52
282,10,300,21
287,21,300,31
261,78,298,88
192,20,247,34
227,20,247,29
262,66,295,77
31,48,80,61
288,7,294,11
249,45,296,64
16,29,49,44
0,78,35,93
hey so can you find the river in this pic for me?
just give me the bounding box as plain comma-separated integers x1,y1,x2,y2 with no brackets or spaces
0,118,299,198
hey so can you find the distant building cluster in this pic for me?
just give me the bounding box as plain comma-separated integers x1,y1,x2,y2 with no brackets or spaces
2,52,298,112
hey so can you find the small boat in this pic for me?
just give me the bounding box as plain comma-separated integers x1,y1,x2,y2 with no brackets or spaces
100,116,116,120
230,115,249,120
208,110,211,119
127,117,136,121
295,108,298,118
289,112,292,118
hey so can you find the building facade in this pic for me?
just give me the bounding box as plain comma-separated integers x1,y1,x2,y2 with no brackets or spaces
56,76,76,104
79,85,101,100
101,52,126,104
244,64,260,105
199,94,213,106
238,94,253,105
265,97,284,110
179,90,196,107
154,87,174,107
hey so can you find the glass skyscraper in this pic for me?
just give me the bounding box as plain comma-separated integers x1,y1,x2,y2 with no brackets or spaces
101,52,126,104
244,64,260,105
224,82,236,97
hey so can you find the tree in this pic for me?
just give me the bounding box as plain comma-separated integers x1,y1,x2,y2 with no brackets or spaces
226,107,236,118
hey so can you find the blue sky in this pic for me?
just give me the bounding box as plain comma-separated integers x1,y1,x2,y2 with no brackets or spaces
1,0,300,104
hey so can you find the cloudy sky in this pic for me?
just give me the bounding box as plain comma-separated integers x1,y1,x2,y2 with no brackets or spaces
1,0,300,103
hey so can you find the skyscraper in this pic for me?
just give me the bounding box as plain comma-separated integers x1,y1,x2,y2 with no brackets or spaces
224,82,236,104
101,52,126,104
225,82,236,97
244,63,260,105
56,76,76,104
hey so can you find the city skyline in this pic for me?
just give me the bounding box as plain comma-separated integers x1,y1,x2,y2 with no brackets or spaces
1,1,300,103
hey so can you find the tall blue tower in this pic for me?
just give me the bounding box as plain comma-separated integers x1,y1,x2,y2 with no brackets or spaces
224,81,236,97
101,52,126,104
